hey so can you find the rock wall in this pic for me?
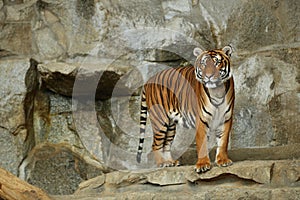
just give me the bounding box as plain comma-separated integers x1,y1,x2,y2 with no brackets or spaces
0,0,299,196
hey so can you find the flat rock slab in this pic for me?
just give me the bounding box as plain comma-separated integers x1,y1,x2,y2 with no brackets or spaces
53,188,300,200
185,160,273,184
62,160,300,200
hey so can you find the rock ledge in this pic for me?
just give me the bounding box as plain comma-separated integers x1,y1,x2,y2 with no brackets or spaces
52,160,300,200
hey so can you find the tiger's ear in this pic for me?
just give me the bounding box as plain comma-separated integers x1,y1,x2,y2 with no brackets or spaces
222,45,233,57
193,47,203,57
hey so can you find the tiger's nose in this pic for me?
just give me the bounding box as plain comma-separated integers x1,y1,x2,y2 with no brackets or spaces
205,73,214,79
204,69,216,80
204,58,216,79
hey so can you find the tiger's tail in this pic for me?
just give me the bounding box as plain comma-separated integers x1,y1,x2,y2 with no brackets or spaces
137,88,147,163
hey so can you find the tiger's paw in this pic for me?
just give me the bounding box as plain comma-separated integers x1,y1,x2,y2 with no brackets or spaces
194,157,211,173
216,156,233,167
158,160,180,168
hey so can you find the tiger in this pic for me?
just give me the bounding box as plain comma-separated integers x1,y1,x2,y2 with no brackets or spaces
136,45,235,173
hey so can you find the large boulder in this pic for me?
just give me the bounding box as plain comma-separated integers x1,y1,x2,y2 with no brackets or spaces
233,52,299,148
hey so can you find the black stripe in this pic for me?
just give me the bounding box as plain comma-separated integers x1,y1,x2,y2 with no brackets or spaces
224,103,233,115
159,129,167,134
141,105,147,110
227,65,230,78
153,145,163,150
154,139,164,146
140,116,147,121
155,137,165,141
190,114,196,125
224,116,232,124
200,117,210,128
167,127,176,131
203,85,210,98
139,138,144,144
210,50,217,54
202,106,212,116
225,79,231,93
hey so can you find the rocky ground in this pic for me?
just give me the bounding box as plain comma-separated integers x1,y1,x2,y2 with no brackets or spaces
51,160,300,200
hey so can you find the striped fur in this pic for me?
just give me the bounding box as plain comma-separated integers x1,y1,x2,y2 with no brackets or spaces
137,46,235,173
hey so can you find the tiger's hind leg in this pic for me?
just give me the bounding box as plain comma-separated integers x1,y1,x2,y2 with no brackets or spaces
150,109,179,167
162,123,180,167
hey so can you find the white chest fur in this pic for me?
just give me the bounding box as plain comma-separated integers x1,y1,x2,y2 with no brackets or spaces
207,86,227,133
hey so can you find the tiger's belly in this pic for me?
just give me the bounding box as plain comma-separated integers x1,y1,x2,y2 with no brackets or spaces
169,111,196,129
168,104,227,137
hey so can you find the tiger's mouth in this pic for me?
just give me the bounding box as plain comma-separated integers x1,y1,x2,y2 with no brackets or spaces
195,71,223,89
204,82,217,88
204,80,222,88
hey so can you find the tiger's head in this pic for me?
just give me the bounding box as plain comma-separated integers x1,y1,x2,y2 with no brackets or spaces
193,45,233,89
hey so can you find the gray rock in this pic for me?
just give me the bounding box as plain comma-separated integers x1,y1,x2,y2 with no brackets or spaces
38,59,134,100
0,128,24,176
74,174,106,195
31,90,107,170
146,167,187,186
4,0,36,21
22,144,103,195
233,54,299,148
0,22,33,56
224,0,284,51
53,188,300,200
271,160,300,187
0,0,299,61
34,27,66,60
0,57,38,175
63,160,300,200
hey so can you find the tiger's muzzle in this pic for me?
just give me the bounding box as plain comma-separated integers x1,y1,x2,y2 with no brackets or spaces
203,77,221,88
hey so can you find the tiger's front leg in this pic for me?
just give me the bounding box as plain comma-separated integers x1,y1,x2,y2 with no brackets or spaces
194,120,211,173
215,117,233,167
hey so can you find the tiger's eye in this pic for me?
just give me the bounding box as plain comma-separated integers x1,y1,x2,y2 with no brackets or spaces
220,69,226,76
200,59,205,65
215,57,221,64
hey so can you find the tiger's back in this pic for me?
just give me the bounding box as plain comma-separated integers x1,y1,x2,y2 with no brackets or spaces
145,66,200,127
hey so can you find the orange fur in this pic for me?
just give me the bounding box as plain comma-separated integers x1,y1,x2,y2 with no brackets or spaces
137,46,235,172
